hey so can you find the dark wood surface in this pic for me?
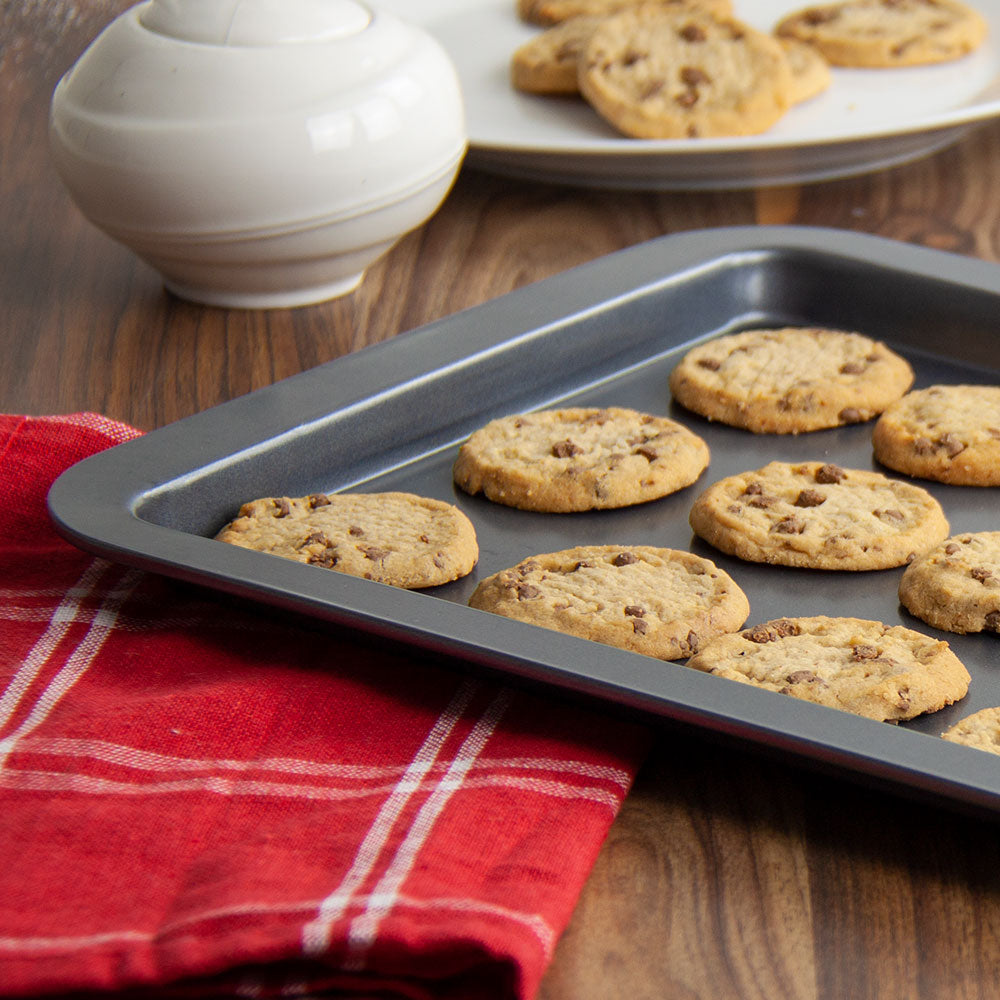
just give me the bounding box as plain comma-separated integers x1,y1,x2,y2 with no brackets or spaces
5,4,1000,998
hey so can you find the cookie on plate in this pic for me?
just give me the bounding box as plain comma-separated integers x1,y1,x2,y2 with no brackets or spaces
577,4,794,139
942,707,1000,755
686,615,971,722
511,15,605,93
689,460,949,570
779,36,832,103
668,326,914,433
453,406,710,512
518,0,731,27
899,532,1000,634
872,384,1000,486
468,544,750,660
215,491,478,589
775,0,987,68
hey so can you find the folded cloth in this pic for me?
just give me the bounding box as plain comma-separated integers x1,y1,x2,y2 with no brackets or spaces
0,414,650,1000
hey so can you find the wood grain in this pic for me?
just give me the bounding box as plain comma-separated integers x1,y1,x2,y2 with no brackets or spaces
5,4,1000,998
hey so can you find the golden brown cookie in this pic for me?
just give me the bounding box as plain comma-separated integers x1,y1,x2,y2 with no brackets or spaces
689,460,949,570
215,491,478,589
686,615,971,722
468,544,750,660
941,707,1000,755
775,0,987,68
453,406,710,512
779,36,833,103
577,4,794,139
518,0,732,27
669,327,914,433
511,15,606,94
872,384,1000,486
899,532,1000,634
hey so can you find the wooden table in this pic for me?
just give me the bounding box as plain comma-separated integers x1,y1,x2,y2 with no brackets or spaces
5,4,1000,998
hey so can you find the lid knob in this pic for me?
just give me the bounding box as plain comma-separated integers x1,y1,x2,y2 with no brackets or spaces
139,0,372,46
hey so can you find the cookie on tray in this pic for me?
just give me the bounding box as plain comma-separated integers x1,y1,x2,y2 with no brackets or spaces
688,460,949,570
518,0,731,27
668,326,914,433
468,544,750,660
942,707,1000,755
899,532,1000,634
453,406,710,512
215,491,478,590
872,384,1000,486
775,0,987,68
685,615,971,722
511,15,606,93
577,4,794,139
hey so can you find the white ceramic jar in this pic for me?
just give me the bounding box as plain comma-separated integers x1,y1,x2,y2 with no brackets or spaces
49,0,467,308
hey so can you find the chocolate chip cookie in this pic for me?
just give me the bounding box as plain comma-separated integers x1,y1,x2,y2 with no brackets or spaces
775,0,987,68
689,460,949,570
215,491,478,589
669,327,914,433
468,544,750,660
686,615,971,722
518,0,731,27
453,406,710,512
899,532,1000,634
942,707,1000,755
577,4,794,139
872,384,1000,486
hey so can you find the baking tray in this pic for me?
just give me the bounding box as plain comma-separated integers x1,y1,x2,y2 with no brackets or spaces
49,226,1000,815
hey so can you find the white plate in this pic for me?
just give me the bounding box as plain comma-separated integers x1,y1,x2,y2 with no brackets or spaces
377,0,1000,188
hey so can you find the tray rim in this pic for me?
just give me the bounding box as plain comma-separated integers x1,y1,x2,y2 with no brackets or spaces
47,224,1000,817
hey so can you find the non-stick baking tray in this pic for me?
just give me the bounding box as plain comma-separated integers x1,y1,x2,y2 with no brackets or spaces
49,226,1000,814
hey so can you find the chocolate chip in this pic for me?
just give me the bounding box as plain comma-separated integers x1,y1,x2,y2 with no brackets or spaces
551,439,583,459
938,433,966,458
743,619,800,643
516,583,541,600
273,498,291,517
301,531,327,546
308,493,331,508
786,670,818,684
773,516,806,535
612,552,639,566
852,644,880,661
680,66,710,85
971,567,997,584
794,489,826,508
308,551,338,568
679,22,706,40
624,605,646,618
748,494,777,508
874,509,904,522
985,611,1000,632
839,361,865,375
348,525,365,537
572,560,595,571
838,408,864,424
814,464,846,484
635,446,660,461
432,554,445,569
742,482,764,496
632,619,648,635
358,545,389,562
697,358,721,371
945,543,961,555
913,437,935,455
642,80,666,101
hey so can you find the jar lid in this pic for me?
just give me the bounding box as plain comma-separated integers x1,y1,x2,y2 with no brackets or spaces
139,0,371,46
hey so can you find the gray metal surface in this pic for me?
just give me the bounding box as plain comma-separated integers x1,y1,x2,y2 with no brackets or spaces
48,226,1000,814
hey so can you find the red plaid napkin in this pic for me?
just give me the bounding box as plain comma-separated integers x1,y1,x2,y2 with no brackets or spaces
0,413,650,999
